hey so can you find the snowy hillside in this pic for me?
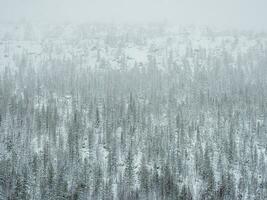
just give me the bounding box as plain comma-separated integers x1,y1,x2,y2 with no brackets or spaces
0,23,267,200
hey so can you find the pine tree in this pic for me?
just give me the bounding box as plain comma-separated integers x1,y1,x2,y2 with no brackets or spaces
139,155,149,198
180,185,193,200
124,148,134,191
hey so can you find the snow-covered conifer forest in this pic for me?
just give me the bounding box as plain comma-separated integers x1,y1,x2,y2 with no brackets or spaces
0,23,266,200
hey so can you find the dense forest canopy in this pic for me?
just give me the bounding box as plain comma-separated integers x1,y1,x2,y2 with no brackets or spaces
0,23,266,199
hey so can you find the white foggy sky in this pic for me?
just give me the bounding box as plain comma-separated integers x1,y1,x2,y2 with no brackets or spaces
0,0,266,30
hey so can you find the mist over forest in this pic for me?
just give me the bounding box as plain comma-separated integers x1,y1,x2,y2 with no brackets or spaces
0,1,267,200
